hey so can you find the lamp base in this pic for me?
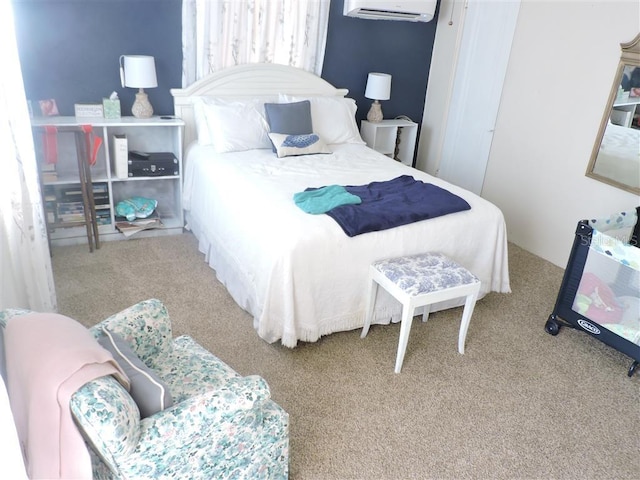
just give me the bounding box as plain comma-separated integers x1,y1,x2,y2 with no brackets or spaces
366,100,383,123
131,89,153,119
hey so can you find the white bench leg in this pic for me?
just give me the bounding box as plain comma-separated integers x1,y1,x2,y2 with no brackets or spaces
394,304,415,373
361,279,379,338
421,304,431,323
457,287,480,354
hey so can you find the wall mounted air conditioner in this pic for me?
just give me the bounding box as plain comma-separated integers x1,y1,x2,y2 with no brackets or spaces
343,0,437,23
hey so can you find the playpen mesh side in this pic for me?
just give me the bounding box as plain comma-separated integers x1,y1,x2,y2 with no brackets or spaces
571,212,640,346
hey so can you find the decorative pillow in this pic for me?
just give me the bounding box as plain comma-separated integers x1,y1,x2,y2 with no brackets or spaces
97,328,173,418
194,97,273,152
268,133,331,158
279,94,365,145
264,100,313,135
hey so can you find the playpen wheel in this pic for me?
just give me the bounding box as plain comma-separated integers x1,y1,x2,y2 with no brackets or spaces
628,361,638,377
545,318,560,336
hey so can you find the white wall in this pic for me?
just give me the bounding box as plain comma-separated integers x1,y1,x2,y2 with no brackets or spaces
482,0,639,267
0,376,28,479
421,1,640,268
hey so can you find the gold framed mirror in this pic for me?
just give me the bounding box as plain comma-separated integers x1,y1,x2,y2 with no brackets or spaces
586,33,640,194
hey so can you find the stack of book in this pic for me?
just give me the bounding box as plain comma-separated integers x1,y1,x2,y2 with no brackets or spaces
48,183,112,226
57,185,87,224
115,210,163,238
92,183,112,225
56,201,85,223
41,162,58,182
43,185,57,224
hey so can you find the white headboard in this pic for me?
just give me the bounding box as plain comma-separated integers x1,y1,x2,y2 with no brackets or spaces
170,63,349,149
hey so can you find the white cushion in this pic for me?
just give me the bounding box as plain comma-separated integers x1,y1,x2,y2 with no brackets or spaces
373,252,479,297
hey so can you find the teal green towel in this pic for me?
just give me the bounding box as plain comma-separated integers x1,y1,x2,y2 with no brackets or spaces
294,185,362,214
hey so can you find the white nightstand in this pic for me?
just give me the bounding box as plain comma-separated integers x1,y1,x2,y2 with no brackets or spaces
360,119,418,167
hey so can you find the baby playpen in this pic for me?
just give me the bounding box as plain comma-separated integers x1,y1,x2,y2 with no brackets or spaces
546,209,640,376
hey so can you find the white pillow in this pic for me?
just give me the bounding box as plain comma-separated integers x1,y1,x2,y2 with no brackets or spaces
193,98,213,146
193,97,273,152
279,94,365,146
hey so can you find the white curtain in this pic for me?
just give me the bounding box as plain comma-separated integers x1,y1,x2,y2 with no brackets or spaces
0,1,57,312
182,0,331,86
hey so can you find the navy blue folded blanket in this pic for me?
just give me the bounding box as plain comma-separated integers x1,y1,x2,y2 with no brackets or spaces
322,175,471,237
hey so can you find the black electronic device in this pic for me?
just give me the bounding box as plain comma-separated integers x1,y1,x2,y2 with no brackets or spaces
129,150,150,160
128,152,178,177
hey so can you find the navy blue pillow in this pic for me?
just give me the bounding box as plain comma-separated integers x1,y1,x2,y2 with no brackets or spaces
264,100,313,135
264,100,313,134
264,101,313,152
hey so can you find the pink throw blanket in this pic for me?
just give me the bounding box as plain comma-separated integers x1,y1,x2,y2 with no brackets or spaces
5,313,129,479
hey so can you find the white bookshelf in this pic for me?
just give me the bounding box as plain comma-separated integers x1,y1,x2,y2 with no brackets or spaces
31,116,185,246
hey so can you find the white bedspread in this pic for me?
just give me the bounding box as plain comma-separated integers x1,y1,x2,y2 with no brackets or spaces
184,143,510,347
593,123,640,189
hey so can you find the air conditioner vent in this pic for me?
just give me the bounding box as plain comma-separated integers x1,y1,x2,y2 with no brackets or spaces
343,1,437,23
357,8,424,21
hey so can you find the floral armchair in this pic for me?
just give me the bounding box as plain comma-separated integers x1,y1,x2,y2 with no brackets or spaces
1,299,289,479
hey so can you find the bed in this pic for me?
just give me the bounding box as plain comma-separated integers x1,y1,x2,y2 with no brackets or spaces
592,122,640,189
171,63,511,347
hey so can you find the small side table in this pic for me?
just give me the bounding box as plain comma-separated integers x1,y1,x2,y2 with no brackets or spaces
360,119,418,167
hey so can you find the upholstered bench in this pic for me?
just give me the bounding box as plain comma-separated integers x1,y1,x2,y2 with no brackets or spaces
361,252,481,373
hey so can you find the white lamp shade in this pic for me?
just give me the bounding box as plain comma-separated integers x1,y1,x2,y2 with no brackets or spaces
120,55,158,89
365,72,391,101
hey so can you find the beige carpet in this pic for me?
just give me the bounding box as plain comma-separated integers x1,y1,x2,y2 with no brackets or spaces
52,233,639,480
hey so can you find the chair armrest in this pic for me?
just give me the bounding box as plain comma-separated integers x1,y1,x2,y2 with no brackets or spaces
72,375,271,477
0,308,32,327
70,375,141,476
89,299,172,368
78,374,285,479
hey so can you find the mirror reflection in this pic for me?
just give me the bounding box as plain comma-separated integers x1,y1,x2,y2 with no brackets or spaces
587,34,640,194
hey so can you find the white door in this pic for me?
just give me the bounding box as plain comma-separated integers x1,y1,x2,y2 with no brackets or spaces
436,0,521,195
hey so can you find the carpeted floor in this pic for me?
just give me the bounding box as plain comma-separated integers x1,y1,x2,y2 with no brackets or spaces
52,233,639,479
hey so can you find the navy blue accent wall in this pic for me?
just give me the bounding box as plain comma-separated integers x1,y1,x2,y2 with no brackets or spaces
12,0,182,117
322,1,439,124
12,0,438,124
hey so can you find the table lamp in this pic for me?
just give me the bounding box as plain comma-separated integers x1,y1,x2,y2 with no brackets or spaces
119,55,157,118
364,72,391,123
